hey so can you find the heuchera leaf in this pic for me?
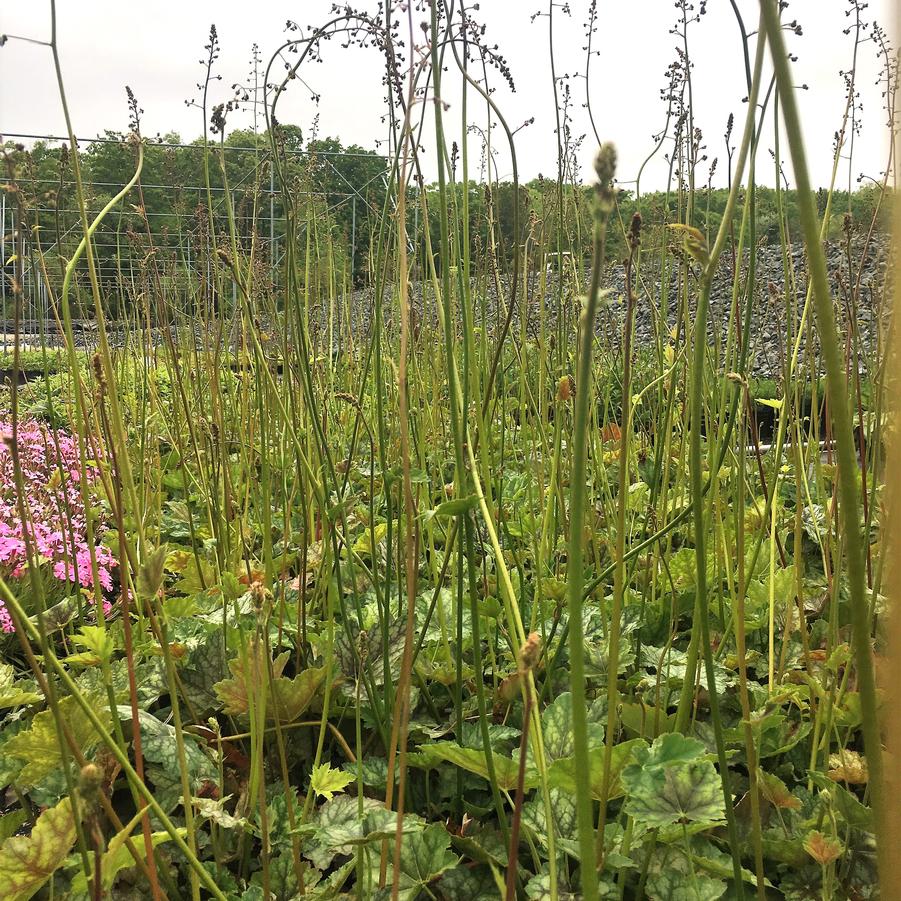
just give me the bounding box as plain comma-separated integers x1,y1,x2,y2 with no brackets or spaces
311,762,355,801
621,733,725,829
521,789,579,853
5,695,111,787
0,810,28,846
117,708,217,812
438,864,504,901
418,741,535,792
213,641,327,723
758,770,801,810
394,823,459,889
540,692,604,763
523,870,580,900
298,794,425,871
192,795,251,831
0,664,41,711
804,830,843,866
548,739,647,800
644,844,726,900
269,664,328,723
179,632,230,715
0,797,76,901
70,807,186,895
371,824,459,901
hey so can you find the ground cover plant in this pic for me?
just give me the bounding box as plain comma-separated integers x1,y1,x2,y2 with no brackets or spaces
1,0,901,898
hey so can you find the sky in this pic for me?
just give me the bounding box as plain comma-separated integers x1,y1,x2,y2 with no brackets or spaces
1,1,897,192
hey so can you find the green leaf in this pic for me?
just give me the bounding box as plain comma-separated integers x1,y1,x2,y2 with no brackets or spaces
71,625,115,666
269,664,328,723
621,734,725,829
341,756,393,792
758,770,801,810
619,701,677,739
250,851,301,900
192,795,251,832
0,664,41,711
540,692,604,763
311,762,355,801
214,641,327,723
548,739,647,800
71,807,185,895
522,789,579,856
372,824,459,901
0,810,27,847
760,831,808,867
432,495,479,518
0,797,76,901
118,708,217,812
631,732,706,768
524,870,581,900
137,544,168,598
438,864,504,901
450,828,509,869
5,695,111,787
297,794,425,871
417,742,535,792
645,844,726,900
808,772,872,830
395,823,459,888
179,632,230,715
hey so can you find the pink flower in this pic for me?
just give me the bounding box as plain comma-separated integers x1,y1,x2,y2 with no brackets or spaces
0,600,13,633
0,419,118,625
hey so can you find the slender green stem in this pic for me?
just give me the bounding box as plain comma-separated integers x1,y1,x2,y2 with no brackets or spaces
759,0,885,876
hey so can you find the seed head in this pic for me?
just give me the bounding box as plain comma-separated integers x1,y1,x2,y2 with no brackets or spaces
78,763,103,806
629,212,642,249
593,142,617,217
250,579,269,611
557,375,574,402
91,353,106,393
519,631,542,673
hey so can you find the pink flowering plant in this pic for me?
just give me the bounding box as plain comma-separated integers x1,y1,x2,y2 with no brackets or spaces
0,419,117,632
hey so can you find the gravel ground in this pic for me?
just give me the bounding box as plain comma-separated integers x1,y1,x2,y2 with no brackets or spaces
3,235,890,380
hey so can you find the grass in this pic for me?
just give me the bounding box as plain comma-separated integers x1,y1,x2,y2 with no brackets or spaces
0,0,898,898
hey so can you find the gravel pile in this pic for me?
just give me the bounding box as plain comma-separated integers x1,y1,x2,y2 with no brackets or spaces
4,236,890,380
304,235,891,378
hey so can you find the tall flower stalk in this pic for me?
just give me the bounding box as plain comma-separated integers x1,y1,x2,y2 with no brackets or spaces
759,0,886,877
566,142,616,901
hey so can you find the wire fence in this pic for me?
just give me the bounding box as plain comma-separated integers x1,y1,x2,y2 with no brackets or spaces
1,133,393,341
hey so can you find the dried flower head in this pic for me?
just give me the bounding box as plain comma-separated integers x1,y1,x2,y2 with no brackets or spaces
593,142,617,217
519,631,542,673
92,353,106,393
250,579,270,611
629,211,642,249
78,763,104,807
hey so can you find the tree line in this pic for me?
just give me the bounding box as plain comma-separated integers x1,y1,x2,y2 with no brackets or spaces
3,129,890,314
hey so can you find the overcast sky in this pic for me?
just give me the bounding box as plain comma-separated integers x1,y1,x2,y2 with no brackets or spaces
1,1,897,191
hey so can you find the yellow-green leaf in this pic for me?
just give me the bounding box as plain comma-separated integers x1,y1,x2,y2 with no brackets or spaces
71,807,184,894
668,223,710,267
420,742,534,793
804,830,843,866
213,641,327,724
72,625,115,665
311,762,355,801
0,664,41,711
5,695,112,787
0,797,76,901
